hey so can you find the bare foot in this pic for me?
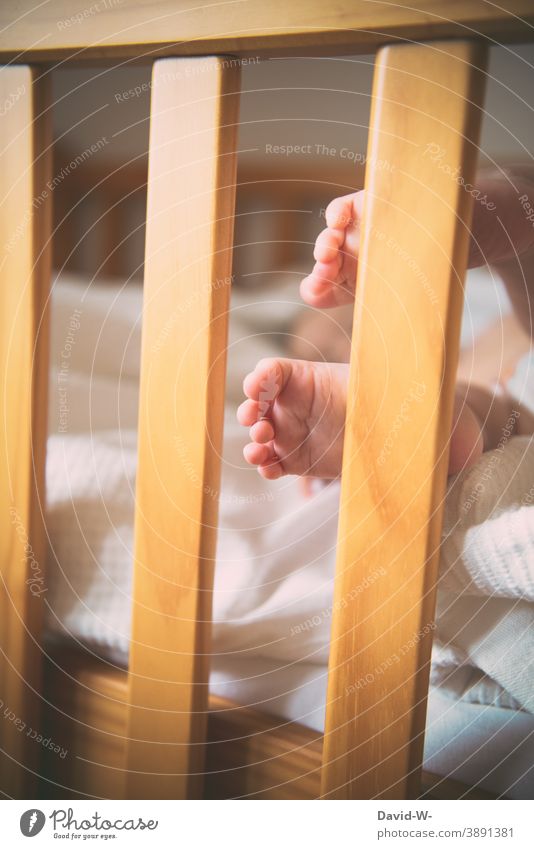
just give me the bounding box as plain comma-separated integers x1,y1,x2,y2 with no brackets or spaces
237,358,347,479
300,192,364,308
238,357,484,479
300,170,534,309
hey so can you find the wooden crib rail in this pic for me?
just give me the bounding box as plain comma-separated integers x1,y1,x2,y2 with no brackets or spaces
1,5,528,801
322,40,487,799
0,1,532,62
0,66,52,799
125,56,240,800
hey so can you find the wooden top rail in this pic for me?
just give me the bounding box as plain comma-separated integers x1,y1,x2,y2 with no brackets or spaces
0,1,533,63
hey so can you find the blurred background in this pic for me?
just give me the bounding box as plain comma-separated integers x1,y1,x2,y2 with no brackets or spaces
50,45,534,286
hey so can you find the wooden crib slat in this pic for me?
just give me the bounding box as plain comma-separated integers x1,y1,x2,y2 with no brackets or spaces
125,57,239,799
0,66,52,798
1,2,533,62
321,41,487,799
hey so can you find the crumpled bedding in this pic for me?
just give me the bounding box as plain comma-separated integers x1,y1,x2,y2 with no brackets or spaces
43,424,534,712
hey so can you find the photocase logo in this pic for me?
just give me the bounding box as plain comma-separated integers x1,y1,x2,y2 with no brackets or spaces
20,809,46,837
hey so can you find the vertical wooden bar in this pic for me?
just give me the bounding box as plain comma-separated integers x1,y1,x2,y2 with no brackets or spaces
0,67,52,798
125,57,239,799
321,41,487,799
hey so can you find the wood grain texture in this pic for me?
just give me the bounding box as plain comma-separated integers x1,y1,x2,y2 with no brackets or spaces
125,57,239,799
40,647,499,800
321,40,487,799
0,66,52,799
0,1,533,62
205,697,323,799
42,648,323,800
40,649,129,799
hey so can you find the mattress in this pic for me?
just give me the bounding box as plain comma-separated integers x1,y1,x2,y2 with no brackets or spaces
43,270,534,798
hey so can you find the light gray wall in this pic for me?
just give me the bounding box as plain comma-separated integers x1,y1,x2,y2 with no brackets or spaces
51,45,534,279
53,44,534,166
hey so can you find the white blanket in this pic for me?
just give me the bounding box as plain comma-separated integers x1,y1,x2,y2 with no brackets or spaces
44,425,534,709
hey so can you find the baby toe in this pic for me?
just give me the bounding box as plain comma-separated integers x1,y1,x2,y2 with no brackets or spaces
243,363,276,402
243,358,292,414
258,460,284,480
325,194,356,230
249,418,275,444
237,398,260,426
243,440,277,467
301,259,340,297
300,272,343,309
313,228,343,263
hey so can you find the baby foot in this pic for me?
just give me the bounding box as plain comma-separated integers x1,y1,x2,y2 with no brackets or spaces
300,192,364,308
237,358,348,479
301,171,534,309
238,357,484,479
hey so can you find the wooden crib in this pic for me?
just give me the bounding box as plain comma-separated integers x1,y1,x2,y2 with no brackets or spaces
1,1,533,801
